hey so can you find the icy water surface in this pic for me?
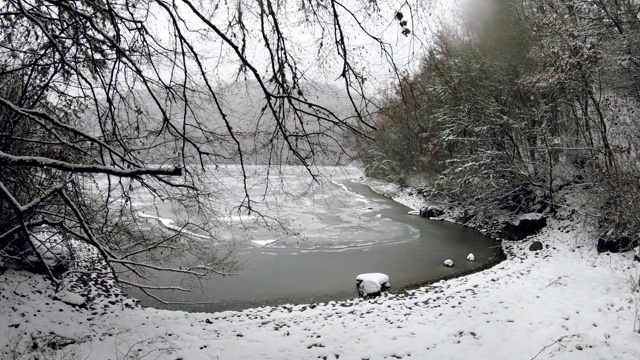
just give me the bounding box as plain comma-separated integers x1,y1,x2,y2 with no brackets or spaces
122,166,498,312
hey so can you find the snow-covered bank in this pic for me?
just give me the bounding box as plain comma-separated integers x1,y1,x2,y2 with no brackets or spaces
2,181,640,359
359,177,430,212
2,219,639,359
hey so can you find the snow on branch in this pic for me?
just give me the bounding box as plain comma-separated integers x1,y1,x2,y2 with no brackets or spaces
0,151,181,178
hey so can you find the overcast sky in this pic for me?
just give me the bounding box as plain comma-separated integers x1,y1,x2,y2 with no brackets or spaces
147,0,462,97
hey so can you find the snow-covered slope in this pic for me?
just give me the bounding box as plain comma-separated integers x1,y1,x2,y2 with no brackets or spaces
1,218,639,359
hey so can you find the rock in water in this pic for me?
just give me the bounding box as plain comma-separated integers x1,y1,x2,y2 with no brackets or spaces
358,280,382,297
443,259,454,267
356,273,390,298
467,253,475,261
356,273,390,286
419,205,445,218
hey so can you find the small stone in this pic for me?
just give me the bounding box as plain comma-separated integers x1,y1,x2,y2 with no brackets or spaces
443,259,454,267
529,241,543,251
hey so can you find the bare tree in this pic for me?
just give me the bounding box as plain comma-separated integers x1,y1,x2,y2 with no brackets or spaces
356,0,640,245
0,0,420,299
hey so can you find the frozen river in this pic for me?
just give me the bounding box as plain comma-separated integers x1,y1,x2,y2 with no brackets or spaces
121,166,499,312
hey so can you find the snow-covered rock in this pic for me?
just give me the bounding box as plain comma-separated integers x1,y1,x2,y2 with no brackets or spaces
466,253,475,261
356,273,390,297
54,290,85,306
358,280,382,297
356,273,389,285
443,259,454,267
501,213,547,240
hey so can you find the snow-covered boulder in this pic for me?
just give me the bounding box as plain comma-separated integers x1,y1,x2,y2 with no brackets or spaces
466,253,475,261
54,290,85,306
443,259,454,267
500,213,547,240
356,273,390,297
356,272,389,285
358,280,382,297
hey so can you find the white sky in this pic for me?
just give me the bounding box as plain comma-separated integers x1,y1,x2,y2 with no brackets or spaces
146,0,462,97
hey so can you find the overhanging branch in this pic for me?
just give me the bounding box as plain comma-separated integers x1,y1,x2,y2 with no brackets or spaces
0,151,182,177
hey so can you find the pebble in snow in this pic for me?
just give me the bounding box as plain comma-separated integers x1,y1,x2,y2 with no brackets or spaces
443,259,454,267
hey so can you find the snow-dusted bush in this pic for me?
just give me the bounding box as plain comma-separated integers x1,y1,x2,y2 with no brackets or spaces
355,0,640,245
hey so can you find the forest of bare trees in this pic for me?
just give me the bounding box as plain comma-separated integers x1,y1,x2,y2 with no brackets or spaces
0,0,421,297
356,0,640,245
4,0,636,298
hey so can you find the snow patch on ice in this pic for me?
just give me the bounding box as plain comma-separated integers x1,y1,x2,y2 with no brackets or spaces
218,214,257,223
136,212,210,239
328,179,366,200
467,253,476,261
250,240,277,247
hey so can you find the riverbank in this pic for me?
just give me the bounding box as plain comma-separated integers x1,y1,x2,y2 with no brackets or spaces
2,182,640,359
357,177,508,294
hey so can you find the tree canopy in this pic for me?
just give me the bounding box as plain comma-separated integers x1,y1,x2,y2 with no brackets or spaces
0,0,423,298
358,0,640,240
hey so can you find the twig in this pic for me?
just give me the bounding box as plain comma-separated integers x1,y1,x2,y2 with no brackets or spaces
530,334,581,360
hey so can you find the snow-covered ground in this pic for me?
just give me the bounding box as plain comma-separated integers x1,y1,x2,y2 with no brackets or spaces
2,185,640,359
